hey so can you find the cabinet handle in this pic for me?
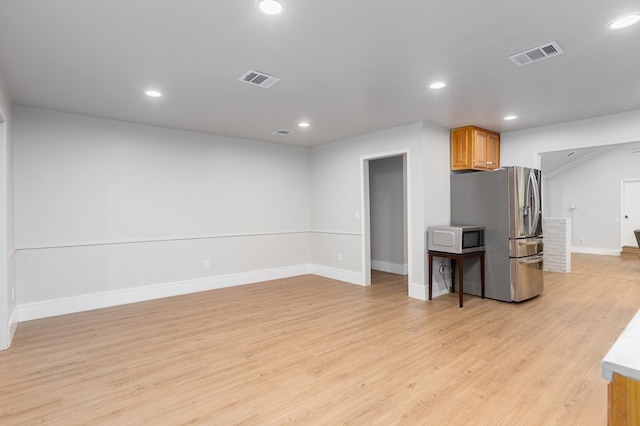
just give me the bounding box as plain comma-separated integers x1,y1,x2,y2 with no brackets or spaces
487,161,493,165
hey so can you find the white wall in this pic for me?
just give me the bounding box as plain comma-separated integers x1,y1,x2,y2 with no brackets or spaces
501,108,640,255
11,107,451,323
309,121,451,299
15,107,311,247
501,109,640,168
0,68,15,350
14,107,312,320
544,142,640,254
369,156,406,274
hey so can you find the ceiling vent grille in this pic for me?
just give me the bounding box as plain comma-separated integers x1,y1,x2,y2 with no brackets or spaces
508,41,564,66
239,70,280,88
273,129,294,135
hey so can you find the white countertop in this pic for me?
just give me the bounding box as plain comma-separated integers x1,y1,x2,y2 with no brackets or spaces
602,309,640,382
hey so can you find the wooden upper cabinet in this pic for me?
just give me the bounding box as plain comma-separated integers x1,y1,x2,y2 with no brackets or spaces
473,130,487,169
451,128,471,169
485,132,500,170
450,125,500,171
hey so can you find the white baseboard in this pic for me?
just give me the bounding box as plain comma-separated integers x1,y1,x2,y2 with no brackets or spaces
309,264,363,285
9,305,18,342
15,262,432,323
18,264,312,322
409,279,449,301
571,247,620,256
0,307,18,351
371,260,408,275
409,283,427,300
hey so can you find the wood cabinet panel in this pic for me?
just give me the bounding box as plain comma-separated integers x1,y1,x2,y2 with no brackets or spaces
473,130,487,169
608,373,640,425
451,128,471,169
486,132,500,169
450,125,500,171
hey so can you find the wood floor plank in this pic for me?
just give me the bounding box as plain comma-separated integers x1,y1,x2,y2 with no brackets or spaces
1,254,639,424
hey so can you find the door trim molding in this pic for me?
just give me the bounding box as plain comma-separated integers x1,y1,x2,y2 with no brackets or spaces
620,179,640,248
360,148,411,288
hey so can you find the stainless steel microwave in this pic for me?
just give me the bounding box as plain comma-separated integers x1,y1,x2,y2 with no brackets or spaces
427,225,485,254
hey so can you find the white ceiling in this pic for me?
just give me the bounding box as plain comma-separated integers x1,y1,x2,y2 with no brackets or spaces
541,141,640,177
541,146,611,177
0,1,639,147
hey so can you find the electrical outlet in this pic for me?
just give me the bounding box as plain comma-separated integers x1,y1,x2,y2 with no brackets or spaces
580,238,585,244
203,259,211,269
354,211,360,220
337,253,343,262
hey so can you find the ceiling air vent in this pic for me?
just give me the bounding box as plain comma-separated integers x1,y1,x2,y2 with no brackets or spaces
239,70,280,88
508,41,564,66
273,129,294,135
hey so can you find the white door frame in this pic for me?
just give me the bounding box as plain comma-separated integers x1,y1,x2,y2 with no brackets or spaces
0,109,7,350
620,178,640,247
360,148,411,288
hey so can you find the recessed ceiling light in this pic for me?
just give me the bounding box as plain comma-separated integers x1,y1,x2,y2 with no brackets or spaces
298,122,310,128
504,115,518,120
255,0,285,15
429,81,446,89
145,90,162,98
607,13,640,30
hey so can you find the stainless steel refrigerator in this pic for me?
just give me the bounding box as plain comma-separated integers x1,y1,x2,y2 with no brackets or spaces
451,166,543,302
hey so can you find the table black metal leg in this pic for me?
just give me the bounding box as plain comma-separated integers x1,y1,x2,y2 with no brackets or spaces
428,253,433,300
450,259,456,293
458,258,464,308
480,252,485,299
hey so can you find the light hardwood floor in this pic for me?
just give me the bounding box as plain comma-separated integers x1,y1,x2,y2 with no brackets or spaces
1,254,640,424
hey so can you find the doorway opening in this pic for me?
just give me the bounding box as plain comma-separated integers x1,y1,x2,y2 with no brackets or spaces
621,179,640,257
360,149,411,291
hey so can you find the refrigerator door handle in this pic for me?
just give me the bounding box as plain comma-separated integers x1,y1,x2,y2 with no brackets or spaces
530,170,541,234
518,240,542,246
519,257,544,265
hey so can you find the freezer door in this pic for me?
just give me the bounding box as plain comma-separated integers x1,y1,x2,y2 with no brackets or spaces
510,255,544,302
509,167,542,238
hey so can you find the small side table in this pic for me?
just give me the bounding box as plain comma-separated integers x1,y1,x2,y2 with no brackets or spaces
428,250,485,308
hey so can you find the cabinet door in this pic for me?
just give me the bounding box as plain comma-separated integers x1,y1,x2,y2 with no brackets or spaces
609,373,640,425
472,129,487,169
451,128,471,169
486,132,500,169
